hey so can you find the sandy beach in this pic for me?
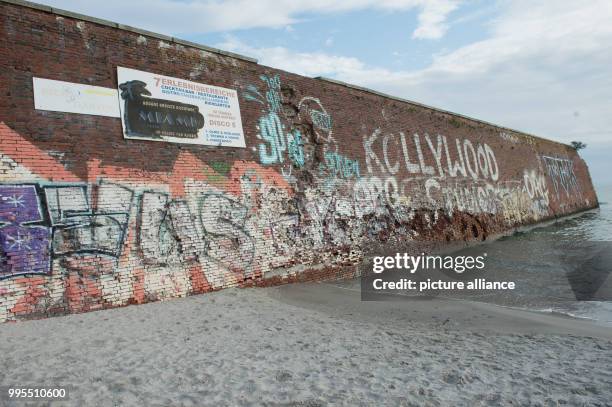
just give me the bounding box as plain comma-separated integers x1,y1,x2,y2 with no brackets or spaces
0,280,611,407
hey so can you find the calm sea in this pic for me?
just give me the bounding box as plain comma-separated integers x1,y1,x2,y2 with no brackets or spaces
455,185,612,325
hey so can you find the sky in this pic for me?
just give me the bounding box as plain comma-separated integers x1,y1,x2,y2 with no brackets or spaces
37,0,612,192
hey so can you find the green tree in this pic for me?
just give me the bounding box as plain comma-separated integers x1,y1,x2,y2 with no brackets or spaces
570,141,587,150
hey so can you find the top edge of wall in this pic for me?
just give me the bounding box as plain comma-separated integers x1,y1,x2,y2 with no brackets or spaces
2,0,575,151
0,0,259,64
314,78,572,150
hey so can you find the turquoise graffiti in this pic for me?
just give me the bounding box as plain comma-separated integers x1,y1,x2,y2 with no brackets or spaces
244,75,359,177
288,130,305,168
261,74,281,113
258,112,283,165
244,74,305,168
322,151,360,179
257,113,304,167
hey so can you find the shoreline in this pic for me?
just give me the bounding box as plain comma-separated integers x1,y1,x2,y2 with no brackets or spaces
273,281,612,341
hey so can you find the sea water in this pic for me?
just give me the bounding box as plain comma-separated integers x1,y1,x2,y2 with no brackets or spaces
452,185,612,325
528,185,612,324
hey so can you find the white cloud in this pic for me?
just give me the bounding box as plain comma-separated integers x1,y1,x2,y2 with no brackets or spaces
217,36,377,78
38,0,459,39
412,0,461,39
395,0,612,146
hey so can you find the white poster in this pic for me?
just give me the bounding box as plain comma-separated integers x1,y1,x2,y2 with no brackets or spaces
117,67,245,147
33,77,120,117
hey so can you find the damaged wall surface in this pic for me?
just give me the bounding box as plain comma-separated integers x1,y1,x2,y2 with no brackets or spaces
0,0,598,322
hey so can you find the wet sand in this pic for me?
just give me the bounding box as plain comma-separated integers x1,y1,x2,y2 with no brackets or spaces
0,282,611,406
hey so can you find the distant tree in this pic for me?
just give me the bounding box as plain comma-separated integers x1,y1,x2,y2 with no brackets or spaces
570,141,587,150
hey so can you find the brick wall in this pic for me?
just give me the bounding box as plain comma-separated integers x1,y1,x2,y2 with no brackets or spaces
0,0,598,322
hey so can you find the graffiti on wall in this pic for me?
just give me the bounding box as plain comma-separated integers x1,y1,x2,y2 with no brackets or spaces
244,73,361,189
541,156,580,199
46,181,133,258
138,189,258,274
241,72,567,247
0,67,590,322
0,185,51,279
0,181,133,279
364,130,499,181
245,75,305,173
297,97,334,143
360,129,513,221
0,178,286,284
356,127,577,225
321,152,360,180
0,117,576,290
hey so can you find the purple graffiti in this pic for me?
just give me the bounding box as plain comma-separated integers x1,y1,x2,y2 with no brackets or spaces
0,185,43,223
0,185,51,279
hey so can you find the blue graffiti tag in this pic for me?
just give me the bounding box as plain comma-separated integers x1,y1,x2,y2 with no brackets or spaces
258,112,305,167
261,74,281,113
258,112,286,165
288,130,305,168
323,151,361,179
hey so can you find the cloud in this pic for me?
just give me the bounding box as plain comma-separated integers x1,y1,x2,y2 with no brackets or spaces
412,0,461,39
398,0,612,146
37,0,459,39
217,36,378,78
218,36,412,86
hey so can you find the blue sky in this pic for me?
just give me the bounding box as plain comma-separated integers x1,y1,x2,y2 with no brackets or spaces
37,0,612,192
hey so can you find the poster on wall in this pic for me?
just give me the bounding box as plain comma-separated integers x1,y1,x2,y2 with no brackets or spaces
33,77,120,117
117,67,246,147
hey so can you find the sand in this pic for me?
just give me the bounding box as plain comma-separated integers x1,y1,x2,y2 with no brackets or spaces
0,280,611,406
